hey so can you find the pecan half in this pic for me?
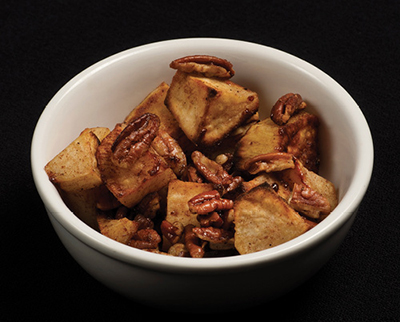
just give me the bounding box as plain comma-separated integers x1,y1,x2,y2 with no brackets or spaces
243,152,295,174
111,113,160,168
191,151,242,193
170,55,235,78
151,129,187,178
270,93,307,125
188,190,234,215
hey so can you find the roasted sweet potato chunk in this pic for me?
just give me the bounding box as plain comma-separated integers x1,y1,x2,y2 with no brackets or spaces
58,187,100,229
234,183,311,254
44,127,111,229
124,81,194,154
97,213,139,244
162,179,214,251
45,128,110,192
235,111,319,173
124,82,182,140
235,117,291,172
165,70,259,147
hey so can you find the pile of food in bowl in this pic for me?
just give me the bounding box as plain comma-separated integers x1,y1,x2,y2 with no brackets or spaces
44,54,338,258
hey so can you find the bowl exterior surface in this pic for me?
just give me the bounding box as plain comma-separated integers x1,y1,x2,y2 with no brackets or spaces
48,208,357,311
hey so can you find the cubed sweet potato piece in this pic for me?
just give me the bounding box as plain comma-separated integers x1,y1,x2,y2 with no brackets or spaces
124,82,182,140
97,214,139,244
234,183,311,254
165,70,259,147
45,128,109,192
58,187,100,230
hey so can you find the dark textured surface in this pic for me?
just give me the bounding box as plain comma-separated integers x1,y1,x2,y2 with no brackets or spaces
1,1,399,320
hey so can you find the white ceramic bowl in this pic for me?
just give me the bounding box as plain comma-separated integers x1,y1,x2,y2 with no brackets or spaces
31,38,373,311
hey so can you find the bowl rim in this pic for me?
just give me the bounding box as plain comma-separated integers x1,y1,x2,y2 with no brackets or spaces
31,38,374,273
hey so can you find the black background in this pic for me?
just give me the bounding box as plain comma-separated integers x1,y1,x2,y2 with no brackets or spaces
2,0,399,320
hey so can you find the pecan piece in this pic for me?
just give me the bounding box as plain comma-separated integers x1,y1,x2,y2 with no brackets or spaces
160,220,184,245
191,151,242,193
151,129,187,178
281,158,338,219
133,214,154,230
192,226,234,243
289,182,331,218
170,55,235,78
186,164,203,183
270,93,307,125
184,224,205,258
168,243,189,257
197,211,224,228
243,152,295,174
128,228,161,249
188,190,234,215
214,153,234,173
192,151,228,183
111,113,160,168
134,192,161,219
